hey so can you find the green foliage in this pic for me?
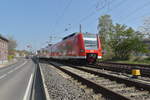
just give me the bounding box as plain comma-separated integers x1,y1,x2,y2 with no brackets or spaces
110,24,148,59
98,15,113,46
8,36,17,51
7,36,17,56
98,14,114,59
8,55,14,60
98,15,149,60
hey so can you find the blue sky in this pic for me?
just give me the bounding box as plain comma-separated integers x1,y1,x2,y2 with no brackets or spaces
0,0,150,50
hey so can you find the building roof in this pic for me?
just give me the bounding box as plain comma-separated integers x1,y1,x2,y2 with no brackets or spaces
0,35,9,42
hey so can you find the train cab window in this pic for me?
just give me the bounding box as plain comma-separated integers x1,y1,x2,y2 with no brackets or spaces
83,33,98,50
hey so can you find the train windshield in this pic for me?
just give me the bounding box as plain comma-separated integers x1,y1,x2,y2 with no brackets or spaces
83,33,98,50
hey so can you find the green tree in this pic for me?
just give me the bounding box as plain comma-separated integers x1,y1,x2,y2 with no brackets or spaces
98,14,113,59
7,36,17,55
98,14,149,60
110,24,148,59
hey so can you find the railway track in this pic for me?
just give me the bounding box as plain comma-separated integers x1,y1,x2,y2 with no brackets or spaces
65,62,150,83
88,62,150,77
50,61,150,100
98,62,150,68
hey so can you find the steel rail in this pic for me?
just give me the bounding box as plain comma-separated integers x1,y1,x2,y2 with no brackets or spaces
87,64,150,77
50,62,130,100
98,62,150,68
68,65,150,92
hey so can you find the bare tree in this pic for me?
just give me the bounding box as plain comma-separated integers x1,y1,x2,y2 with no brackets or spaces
7,36,17,55
139,17,150,38
98,14,114,59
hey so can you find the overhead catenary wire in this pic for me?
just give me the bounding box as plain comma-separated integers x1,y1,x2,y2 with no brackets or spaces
117,0,150,23
79,0,126,23
122,12,150,23
51,0,73,33
77,0,128,35
106,0,127,14
79,0,112,23
59,0,111,34
51,0,126,40
47,0,131,47
48,0,73,43
63,0,125,33
52,0,150,42
85,0,150,31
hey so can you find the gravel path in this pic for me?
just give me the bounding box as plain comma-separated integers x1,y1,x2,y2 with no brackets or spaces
40,63,95,100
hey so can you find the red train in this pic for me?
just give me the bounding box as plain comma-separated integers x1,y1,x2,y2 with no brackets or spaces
39,32,102,63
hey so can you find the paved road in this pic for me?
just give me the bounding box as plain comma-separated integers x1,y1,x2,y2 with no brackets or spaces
0,59,35,100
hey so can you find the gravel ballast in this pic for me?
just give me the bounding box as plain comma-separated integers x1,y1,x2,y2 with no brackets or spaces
40,63,95,100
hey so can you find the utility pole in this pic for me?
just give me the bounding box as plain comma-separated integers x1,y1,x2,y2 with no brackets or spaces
79,24,82,33
49,36,53,43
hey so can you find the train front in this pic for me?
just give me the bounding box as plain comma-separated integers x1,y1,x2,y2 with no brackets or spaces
81,33,102,64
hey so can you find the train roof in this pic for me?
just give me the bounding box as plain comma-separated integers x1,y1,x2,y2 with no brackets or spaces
42,32,98,49
62,33,77,40
62,32,97,40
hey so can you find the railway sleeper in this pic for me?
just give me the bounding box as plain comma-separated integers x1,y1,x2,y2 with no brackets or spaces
51,62,150,100
50,62,130,100
71,65,150,92
92,94,103,100
97,81,117,85
124,91,149,97
104,84,125,88
84,88,94,94
112,87,135,92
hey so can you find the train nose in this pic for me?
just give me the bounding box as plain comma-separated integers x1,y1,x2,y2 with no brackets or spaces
86,53,97,64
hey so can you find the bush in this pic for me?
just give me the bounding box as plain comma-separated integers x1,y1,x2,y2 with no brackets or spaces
8,55,14,60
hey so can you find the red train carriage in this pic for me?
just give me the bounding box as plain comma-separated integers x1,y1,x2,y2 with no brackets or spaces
48,32,102,63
